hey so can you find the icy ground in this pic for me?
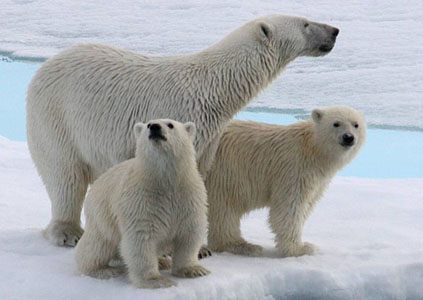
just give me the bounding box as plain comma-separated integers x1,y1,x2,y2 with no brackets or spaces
1,0,423,129
1,138,423,300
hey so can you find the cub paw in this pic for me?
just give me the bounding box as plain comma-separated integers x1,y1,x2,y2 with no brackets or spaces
228,242,263,257
88,266,126,279
279,241,317,257
158,256,172,270
198,246,212,259
301,242,317,256
173,265,210,278
134,275,177,289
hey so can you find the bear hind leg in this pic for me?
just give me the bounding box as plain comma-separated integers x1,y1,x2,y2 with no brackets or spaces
208,203,263,257
75,231,123,279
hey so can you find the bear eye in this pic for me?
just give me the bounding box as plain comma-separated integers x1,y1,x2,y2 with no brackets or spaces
333,122,340,128
354,123,359,128
147,123,151,129
304,23,309,28
167,123,174,129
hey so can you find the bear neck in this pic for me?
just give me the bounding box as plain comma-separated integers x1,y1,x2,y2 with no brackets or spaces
135,146,198,185
194,39,290,121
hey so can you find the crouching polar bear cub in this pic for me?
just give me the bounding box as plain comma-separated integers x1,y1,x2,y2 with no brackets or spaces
206,106,366,257
27,14,339,247
75,119,209,289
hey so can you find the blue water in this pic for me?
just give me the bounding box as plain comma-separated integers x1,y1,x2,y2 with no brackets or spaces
0,60,422,178
0,59,39,141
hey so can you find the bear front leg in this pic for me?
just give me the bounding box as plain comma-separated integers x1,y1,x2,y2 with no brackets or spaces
269,194,317,257
172,220,210,278
42,160,89,247
121,232,176,289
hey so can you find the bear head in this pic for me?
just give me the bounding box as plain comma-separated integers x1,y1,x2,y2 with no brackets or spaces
133,118,196,160
311,106,366,164
252,14,339,58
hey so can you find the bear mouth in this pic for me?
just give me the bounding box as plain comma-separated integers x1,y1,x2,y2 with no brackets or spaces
340,141,354,148
149,133,167,142
318,44,334,53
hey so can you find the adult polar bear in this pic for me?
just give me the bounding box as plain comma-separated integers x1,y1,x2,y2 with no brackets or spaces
27,15,339,246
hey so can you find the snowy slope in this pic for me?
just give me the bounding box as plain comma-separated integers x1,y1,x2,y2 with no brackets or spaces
1,137,423,300
1,0,423,129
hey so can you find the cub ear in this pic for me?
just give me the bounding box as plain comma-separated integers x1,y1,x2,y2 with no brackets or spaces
257,21,274,44
133,122,146,139
184,122,196,140
311,109,324,123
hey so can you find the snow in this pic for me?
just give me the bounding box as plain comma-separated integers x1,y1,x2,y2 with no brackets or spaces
1,136,423,299
1,0,423,129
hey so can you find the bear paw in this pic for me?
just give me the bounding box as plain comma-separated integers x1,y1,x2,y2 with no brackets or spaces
227,242,263,257
198,246,212,259
300,242,317,256
134,275,177,289
279,242,317,257
43,221,84,247
158,256,172,270
88,266,126,279
173,265,210,278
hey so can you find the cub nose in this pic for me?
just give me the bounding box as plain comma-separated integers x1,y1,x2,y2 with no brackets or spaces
342,133,354,145
332,27,340,38
150,123,161,132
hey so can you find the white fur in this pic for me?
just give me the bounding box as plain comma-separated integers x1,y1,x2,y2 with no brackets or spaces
206,106,366,257
26,14,339,246
75,119,209,289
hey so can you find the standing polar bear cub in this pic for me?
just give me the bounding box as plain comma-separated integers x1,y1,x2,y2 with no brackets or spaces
206,106,366,257
26,14,339,246
75,119,209,289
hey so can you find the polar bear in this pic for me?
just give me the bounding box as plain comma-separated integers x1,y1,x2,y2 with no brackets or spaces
26,15,339,246
75,119,209,289
206,106,366,257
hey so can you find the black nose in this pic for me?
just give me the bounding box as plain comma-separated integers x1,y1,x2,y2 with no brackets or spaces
342,133,354,145
332,27,340,37
150,123,161,132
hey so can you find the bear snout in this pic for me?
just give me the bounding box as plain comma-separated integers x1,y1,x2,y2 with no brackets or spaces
341,133,355,147
149,123,167,141
332,27,340,39
318,26,339,53
150,123,161,132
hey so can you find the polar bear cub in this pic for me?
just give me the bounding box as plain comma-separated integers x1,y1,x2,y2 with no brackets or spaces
206,106,366,257
75,119,209,289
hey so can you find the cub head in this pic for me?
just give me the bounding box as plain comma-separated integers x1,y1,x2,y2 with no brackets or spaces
311,106,366,163
253,14,339,58
133,119,196,159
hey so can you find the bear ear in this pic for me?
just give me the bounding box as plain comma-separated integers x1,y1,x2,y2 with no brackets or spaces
312,109,324,123
133,122,146,139
184,122,196,140
257,21,274,44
